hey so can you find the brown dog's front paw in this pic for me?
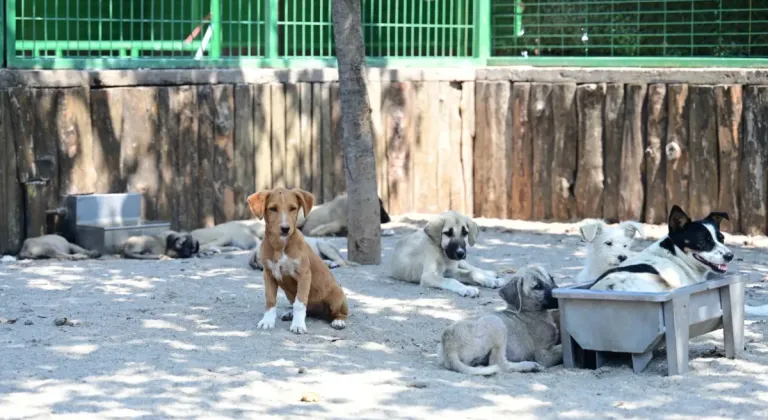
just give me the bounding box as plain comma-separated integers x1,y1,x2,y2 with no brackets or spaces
331,319,346,330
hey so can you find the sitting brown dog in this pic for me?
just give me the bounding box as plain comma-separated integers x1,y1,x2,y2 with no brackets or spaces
247,187,349,334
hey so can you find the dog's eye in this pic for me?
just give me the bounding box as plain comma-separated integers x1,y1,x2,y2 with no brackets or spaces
443,229,453,237
289,206,298,212
532,283,543,290
717,233,724,243
605,241,613,246
461,227,468,236
268,207,278,213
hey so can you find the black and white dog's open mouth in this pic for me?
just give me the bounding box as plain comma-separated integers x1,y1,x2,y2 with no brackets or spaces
693,254,728,273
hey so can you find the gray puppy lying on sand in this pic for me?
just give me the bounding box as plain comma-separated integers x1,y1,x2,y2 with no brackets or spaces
438,265,561,375
17,234,101,260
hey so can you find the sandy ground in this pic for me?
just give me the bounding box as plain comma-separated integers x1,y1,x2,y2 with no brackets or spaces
2,215,768,420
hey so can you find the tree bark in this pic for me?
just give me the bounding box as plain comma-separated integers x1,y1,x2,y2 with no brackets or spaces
332,0,381,264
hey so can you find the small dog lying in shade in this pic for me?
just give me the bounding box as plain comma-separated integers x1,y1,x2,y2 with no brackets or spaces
17,234,101,261
438,265,561,375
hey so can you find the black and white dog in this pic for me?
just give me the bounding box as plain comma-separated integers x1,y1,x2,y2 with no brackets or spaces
589,205,734,293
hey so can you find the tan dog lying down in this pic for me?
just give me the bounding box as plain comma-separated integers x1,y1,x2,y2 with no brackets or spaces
120,231,199,260
297,193,392,237
390,210,503,297
438,265,561,375
248,187,349,334
17,234,101,260
191,220,265,256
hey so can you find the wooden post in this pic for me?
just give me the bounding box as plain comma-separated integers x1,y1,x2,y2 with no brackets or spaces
715,85,742,233
530,83,554,221
0,89,23,254
602,84,624,223
618,83,647,222
645,84,667,225
550,83,578,221
509,83,532,220
234,85,256,220
575,83,606,219
666,84,690,216
474,81,511,219
688,85,719,218
740,86,768,236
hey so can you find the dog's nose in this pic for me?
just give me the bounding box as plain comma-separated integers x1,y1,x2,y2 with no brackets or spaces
455,248,465,259
724,252,734,262
280,226,290,235
618,255,627,262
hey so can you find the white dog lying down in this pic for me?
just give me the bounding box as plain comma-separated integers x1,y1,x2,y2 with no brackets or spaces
390,210,503,298
438,265,560,375
575,219,644,283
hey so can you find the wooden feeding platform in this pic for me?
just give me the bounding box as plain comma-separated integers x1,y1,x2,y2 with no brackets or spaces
553,274,746,376
63,193,171,255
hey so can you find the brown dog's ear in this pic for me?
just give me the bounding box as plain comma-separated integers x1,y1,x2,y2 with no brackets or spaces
499,277,523,313
467,219,479,246
292,188,315,215
247,191,270,220
424,217,445,244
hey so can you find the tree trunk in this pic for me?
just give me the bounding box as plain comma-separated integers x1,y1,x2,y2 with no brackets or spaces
332,0,381,264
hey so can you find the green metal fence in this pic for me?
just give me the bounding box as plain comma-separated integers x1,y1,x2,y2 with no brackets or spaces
4,0,768,69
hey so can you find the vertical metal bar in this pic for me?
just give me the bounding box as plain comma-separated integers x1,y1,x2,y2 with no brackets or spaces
301,0,306,56
474,0,490,61
663,0,667,56
265,0,277,59
6,0,16,65
417,0,423,56
394,0,399,56
211,0,222,58
292,0,296,56
690,0,694,56
319,0,324,57
386,0,391,56
32,0,37,57
310,0,314,56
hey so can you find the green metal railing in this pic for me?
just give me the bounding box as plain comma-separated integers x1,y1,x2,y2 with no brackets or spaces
490,0,768,67
3,0,768,69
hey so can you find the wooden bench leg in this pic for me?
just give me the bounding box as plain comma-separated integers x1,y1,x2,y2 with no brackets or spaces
561,309,577,369
631,350,654,374
720,280,746,359
663,295,690,376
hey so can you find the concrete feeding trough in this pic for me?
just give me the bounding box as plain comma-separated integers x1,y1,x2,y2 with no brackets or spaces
553,274,746,376
62,193,170,255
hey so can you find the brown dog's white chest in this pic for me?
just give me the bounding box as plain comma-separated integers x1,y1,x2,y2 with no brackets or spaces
264,253,302,282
